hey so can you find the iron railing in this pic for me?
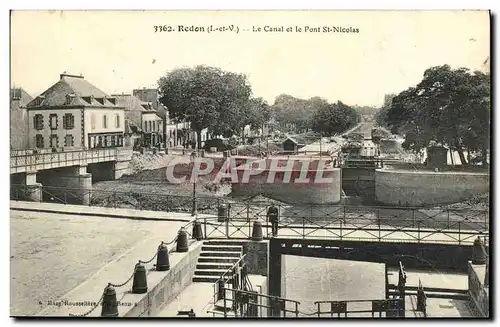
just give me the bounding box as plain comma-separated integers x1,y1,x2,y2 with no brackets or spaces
10,185,489,245
10,148,122,173
213,254,248,304
314,298,404,318
216,287,301,318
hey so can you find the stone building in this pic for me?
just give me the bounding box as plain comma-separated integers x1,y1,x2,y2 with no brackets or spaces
26,73,125,150
113,94,164,149
133,87,209,148
10,87,33,150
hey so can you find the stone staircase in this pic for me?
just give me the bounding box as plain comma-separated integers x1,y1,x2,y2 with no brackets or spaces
193,240,245,283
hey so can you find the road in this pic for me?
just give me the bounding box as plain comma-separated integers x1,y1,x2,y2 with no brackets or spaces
10,209,186,316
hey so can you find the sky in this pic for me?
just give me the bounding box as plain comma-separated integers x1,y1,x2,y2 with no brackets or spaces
10,10,490,107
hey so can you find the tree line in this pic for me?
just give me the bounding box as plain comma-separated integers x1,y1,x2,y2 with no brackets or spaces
375,65,490,166
158,65,362,146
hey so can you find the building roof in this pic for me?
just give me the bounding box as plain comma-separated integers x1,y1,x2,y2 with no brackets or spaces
10,88,33,110
26,73,123,109
113,94,150,112
112,94,146,133
112,94,163,134
133,88,168,120
283,136,307,146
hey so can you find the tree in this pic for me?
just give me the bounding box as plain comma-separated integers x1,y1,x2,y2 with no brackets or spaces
242,97,271,133
270,94,314,133
382,65,490,165
374,94,396,128
158,65,252,147
311,101,360,136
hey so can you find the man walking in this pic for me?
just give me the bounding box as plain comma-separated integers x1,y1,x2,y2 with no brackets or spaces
267,203,279,237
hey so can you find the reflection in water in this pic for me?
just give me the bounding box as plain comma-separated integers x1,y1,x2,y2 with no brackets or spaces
284,256,385,316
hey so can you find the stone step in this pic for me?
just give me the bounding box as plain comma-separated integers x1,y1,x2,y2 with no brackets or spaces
194,269,230,277
192,275,221,283
201,245,243,252
204,240,248,246
198,256,241,263
200,251,242,258
197,263,235,270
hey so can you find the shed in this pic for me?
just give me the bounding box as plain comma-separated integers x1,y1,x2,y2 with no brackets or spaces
282,137,305,152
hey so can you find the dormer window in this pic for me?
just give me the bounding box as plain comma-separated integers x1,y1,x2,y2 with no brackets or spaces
82,96,92,104
108,97,116,105
34,96,45,107
65,94,75,105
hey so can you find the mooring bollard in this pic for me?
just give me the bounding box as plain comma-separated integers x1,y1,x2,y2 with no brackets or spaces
176,228,189,252
156,242,170,271
251,220,263,241
132,262,148,294
192,220,204,241
472,236,487,265
101,284,119,317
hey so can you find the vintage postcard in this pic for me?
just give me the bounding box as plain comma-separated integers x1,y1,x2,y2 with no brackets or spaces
9,10,490,318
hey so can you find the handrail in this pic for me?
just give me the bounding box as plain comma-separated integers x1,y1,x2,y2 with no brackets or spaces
314,299,390,304
212,253,247,304
224,287,301,304
220,286,301,317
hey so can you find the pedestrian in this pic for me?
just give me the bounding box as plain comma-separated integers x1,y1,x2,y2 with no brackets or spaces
188,309,196,318
267,203,279,237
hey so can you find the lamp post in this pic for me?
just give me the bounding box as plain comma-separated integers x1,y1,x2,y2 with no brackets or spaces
319,135,322,160
190,151,197,217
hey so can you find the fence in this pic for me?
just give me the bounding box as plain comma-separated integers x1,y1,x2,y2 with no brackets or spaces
314,299,404,318
11,185,489,244
212,287,301,318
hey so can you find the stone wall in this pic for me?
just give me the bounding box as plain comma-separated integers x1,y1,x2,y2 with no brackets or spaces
243,240,268,276
375,169,489,206
468,261,489,317
231,159,341,204
123,241,203,317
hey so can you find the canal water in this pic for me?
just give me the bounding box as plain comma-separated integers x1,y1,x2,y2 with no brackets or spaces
283,256,386,316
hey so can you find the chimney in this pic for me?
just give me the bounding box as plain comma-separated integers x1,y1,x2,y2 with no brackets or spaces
60,73,84,80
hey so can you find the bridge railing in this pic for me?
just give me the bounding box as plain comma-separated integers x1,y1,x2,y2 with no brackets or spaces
10,148,118,172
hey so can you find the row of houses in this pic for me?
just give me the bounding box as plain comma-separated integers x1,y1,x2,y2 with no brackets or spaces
10,73,210,151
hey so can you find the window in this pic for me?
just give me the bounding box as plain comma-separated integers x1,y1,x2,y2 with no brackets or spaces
64,134,74,147
65,94,75,105
98,136,102,147
103,136,108,147
33,114,43,130
91,114,96,130
103,115,108,129
63,113,75,130
111,135,116,147
34,97,44,106
115,114,120,128
149,121,152,132
49,135,58,148
49,114,58,130
35,134,44,148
